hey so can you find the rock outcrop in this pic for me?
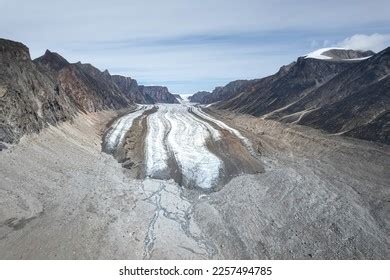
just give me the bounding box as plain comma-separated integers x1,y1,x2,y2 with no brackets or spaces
139,86,179,104
111,75,155,104
0,39,76,143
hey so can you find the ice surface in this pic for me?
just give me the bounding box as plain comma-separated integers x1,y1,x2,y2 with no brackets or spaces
192,107,252,148
105,106,148,151
145,104,222,189
145,106,169,177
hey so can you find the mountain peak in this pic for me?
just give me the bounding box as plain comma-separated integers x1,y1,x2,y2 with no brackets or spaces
34,49,70,71
304,47,374,61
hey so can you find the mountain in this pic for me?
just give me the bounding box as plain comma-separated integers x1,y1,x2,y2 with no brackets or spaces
304,47,375,60
34,51,132,112
0,38,177,143
139,86,179,103
189,80,259,104
189,91,211,103
35,50,180,108
293,47,390,144
216,56,356,115
111,75,155,104
0,39,76,143
200,47,389,144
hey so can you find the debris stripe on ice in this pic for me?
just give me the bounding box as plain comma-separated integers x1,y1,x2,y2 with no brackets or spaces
192,107,253,149
145,106,169,177
186,107,221,141
166,106,222,189
145,104,222,189
105,105,148,151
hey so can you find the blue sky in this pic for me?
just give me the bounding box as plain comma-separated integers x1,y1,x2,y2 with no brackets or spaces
1,0,390,93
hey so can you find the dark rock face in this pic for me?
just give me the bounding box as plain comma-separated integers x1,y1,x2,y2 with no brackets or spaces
213,48,389,144
34,51,132,112
111,75,154,104
295,48,390,144
218,57,354,116
0,39,76,143
139,86,179,104
34,49,70,72
189,80,257,104
55,64,131,112
1,38,180,143
189,91,211,103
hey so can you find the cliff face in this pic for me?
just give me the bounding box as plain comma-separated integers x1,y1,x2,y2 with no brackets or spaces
139,86,179,104
0,39,76,143
111,75,154,104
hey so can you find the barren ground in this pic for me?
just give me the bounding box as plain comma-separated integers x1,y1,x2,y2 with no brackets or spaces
0,105,389,259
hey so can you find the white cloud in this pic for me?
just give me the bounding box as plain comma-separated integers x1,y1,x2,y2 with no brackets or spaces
337,33,390,52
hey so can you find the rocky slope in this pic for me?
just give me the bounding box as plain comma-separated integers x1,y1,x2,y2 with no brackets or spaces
279,48,390,144
196,48,389,144
0,39,76,143
139,86,179,104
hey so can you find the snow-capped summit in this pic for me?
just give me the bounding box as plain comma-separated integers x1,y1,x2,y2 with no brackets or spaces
304,47,374,60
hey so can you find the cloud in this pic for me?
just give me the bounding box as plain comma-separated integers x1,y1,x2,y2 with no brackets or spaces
337,33,390,52
1,1,390,92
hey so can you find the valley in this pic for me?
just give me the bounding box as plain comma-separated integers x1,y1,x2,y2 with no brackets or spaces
0,38,389,260
1,102,388,259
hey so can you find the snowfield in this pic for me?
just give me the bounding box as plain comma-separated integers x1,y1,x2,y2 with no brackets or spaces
304,47,346,60
304,47,372,61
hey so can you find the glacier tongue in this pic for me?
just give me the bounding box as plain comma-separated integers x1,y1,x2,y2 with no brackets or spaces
145,104,222,189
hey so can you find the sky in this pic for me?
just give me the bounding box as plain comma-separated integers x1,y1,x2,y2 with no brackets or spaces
1,0,390,94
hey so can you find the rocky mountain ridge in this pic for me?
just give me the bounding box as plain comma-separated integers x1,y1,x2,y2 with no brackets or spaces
139,86,180,104
192,48,389,144
0,38,177,143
